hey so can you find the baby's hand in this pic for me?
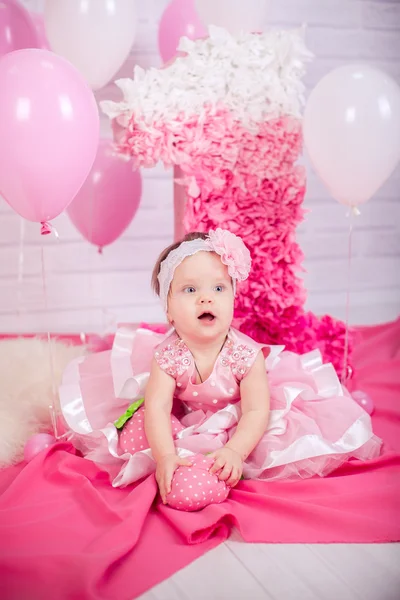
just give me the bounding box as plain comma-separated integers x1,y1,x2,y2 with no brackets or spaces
155,454,192,504
209,447,243,487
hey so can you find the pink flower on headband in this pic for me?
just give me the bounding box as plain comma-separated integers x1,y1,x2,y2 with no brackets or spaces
206,228,251,281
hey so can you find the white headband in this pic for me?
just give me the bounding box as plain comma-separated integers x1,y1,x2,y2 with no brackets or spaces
157,228,251,311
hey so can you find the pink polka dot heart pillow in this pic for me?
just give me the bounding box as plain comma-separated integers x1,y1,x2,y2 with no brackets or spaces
166,454,230,512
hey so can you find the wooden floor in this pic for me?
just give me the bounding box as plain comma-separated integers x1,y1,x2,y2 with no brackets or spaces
139,531,400,600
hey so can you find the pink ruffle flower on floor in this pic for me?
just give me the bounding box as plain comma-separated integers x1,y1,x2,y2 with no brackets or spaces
207,228,252,281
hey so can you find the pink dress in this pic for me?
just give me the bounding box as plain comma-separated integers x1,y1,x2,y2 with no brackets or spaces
59,325,381,489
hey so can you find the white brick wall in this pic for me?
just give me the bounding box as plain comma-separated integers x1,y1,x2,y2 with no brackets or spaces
1,0,399,333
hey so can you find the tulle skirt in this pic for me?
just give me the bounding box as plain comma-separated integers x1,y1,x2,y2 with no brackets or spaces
59,327,382,487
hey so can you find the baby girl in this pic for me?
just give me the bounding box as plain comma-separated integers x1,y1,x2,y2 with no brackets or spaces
145,229,269,505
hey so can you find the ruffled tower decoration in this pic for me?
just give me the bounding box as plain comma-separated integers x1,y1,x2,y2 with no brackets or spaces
102,27,350,372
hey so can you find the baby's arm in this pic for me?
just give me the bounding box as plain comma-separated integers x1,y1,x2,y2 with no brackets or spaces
144,358,192,502
225,351,270,460
144,358,176,461
210,352,270,485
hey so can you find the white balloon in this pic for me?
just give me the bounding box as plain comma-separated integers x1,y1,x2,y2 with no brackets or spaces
303,64,400,207
44,0,137,90
195,0,267,35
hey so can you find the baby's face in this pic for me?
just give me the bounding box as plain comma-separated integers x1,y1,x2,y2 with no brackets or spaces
167,251,234,342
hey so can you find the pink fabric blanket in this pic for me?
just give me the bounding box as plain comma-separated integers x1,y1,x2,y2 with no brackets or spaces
0,320,399,600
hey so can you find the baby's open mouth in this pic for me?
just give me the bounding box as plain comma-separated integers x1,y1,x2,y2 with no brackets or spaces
198,312,216,322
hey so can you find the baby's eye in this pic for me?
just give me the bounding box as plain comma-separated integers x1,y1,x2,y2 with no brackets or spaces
183,286,196,294
214,285,225,292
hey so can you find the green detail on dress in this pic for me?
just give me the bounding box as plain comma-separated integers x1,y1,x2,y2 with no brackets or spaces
114,398,144,429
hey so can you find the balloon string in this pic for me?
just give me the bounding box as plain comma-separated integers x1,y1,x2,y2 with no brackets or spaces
100,266,107,336
17,217,25,318
341,208,356,384
41,242,59,439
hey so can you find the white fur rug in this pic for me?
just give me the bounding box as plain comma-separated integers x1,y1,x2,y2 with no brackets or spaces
0,337,86,468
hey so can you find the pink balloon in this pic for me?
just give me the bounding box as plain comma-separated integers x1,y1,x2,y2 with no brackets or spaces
158,0,206,64
0,0,40,58
67,140,142,250
0,49,99,224
24,433,56,462
352,390,375,416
